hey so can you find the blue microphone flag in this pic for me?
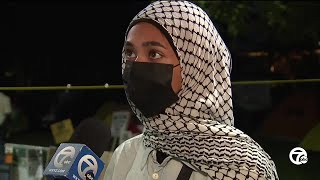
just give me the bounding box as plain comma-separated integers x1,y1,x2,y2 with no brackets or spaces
43,143,105,180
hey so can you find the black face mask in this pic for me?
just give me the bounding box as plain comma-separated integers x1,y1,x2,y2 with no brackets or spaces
123,61,179,118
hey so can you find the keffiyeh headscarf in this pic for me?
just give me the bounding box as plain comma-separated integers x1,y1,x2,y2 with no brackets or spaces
122,1,278,179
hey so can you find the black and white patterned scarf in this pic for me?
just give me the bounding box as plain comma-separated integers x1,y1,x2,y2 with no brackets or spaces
122,1,279,179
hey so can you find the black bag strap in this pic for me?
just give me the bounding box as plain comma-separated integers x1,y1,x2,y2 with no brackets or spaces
156,150,193,180
176,164,193,180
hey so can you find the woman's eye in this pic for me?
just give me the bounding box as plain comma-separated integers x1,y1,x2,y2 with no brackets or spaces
149,50,162,59
124,49,136,60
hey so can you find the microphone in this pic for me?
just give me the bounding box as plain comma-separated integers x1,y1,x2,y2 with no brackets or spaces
43,143,105,180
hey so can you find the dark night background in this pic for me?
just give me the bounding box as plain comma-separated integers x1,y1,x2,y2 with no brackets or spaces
5,2,153,130
2,1,320,179
4,1,320,137
3,0,320,138
7,2,152,86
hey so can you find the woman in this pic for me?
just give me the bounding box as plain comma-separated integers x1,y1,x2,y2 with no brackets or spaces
104,1,278,180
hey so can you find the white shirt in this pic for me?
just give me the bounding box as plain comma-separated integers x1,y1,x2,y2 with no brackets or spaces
103,134,211,180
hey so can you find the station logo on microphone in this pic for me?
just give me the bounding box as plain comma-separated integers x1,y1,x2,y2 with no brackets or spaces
43,143,105,180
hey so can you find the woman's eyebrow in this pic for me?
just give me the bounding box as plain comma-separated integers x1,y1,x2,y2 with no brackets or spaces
142,41,166,49
124,41,134,48
124,41,166,49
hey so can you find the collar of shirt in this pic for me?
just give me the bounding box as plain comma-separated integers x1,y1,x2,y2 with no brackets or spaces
140,146,153,171
140,146,173,171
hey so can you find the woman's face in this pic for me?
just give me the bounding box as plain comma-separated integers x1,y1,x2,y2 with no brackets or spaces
124,22,182,94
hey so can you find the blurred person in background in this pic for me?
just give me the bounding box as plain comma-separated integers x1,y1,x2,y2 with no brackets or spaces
69,116,112,157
